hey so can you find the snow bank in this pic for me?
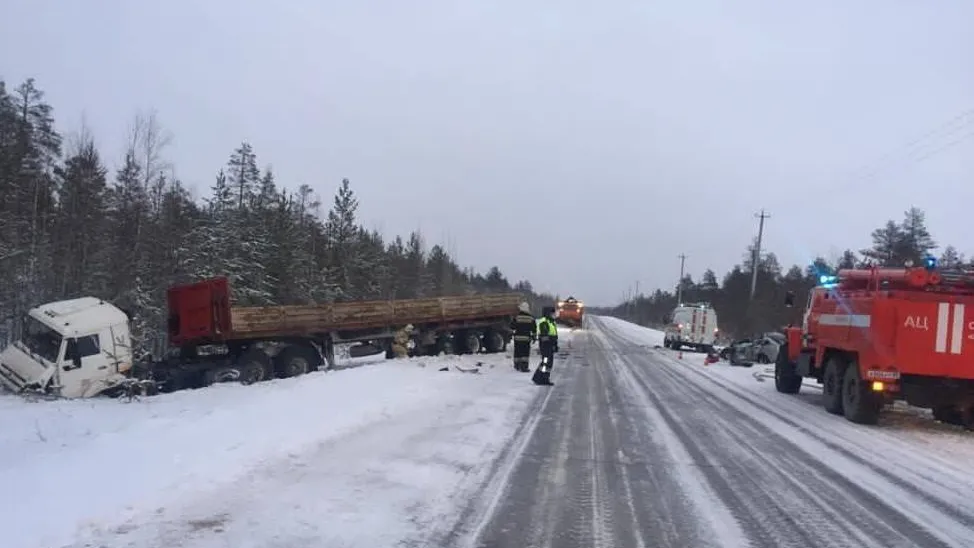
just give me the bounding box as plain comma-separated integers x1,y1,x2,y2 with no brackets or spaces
595,315,665,347
0,350,544,548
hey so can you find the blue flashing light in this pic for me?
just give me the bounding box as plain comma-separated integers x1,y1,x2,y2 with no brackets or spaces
923,256,937,270
818,274,839,289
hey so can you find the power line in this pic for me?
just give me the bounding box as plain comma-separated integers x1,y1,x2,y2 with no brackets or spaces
837,106,974,189
848,107,974,178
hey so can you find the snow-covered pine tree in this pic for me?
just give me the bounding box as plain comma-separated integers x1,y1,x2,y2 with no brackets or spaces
52,129,110,298
897,207,937,265
323,178,362,300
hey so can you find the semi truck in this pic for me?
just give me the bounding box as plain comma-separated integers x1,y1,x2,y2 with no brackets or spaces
0,276,523,399
663,302,719,353
776,263,974,427
555,297,584,327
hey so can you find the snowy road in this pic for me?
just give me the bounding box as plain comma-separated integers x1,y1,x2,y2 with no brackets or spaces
7,317,974,547
455,316,974,548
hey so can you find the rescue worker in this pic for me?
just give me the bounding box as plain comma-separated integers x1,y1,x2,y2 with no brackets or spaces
510,302,537,372
533,307,559,386
391,324,414,358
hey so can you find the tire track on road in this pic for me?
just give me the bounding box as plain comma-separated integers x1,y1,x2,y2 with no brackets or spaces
596,322,960,548
660,349,974,528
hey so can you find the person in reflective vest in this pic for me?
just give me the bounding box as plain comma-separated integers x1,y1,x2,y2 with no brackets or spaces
510,302,537,372
533,307,559,386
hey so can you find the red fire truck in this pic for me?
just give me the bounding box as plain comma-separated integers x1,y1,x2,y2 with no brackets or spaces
776,260,974,427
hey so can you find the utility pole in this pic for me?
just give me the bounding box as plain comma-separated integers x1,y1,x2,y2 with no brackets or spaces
750,210,771,300
676,254,687,305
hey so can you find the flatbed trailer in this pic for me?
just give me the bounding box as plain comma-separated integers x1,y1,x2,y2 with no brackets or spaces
776,264,974,427
152,277,522,391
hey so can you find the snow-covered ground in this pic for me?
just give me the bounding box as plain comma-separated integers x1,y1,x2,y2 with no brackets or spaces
0,337,574,548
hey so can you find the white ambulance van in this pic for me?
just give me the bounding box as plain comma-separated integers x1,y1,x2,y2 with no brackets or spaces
663,303,719,353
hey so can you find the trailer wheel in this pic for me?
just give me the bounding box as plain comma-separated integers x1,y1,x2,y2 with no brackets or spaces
464,333,482,354
484,331,505,353
439,337,455,356
773,344,801,394
237,348,271,385
822,358,845,415
275,346,313,378
842,364,882,425
203,367,240,386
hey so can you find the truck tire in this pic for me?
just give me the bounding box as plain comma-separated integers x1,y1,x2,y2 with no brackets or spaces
822,358,845,415
237,348,271,385
773,344,802,394
275,346,313,378
841,364,882,425
464,333,482,354
484,331,505,353
933,405,963,426
203,366,240,386
439,337,455,356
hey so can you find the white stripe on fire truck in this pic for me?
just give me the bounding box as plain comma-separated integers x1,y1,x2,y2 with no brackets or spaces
818,314,870,327
936,303,950,354
950,303,965,355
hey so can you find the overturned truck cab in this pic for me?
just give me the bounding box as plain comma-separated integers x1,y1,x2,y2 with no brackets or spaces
0,297,134,398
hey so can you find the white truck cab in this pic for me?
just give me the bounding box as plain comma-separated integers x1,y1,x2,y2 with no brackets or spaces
0,297,133,398
664,302,719,353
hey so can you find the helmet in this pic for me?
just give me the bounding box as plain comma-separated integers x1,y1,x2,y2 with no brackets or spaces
518,302,531,314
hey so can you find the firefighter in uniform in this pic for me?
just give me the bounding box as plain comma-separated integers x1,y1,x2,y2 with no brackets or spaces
510,302,537,372
533,307,559,385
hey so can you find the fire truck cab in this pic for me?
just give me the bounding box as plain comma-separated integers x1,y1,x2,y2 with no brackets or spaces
776,260,974,427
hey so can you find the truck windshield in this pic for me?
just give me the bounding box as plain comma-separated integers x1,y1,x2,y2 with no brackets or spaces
21,316,62,364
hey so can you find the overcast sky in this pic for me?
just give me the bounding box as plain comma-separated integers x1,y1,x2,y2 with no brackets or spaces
2,0,972,305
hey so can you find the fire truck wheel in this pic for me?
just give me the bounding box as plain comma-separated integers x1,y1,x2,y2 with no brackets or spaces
773,345,801,394
841,365,882,425
822,358,845,415
932,405,963,426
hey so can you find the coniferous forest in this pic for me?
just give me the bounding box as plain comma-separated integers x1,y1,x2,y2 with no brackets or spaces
600,206,960,339
0,77,964,354
0,78,555,357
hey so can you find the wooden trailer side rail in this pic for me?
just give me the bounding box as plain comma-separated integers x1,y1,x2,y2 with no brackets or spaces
167,277,523,346
230,293,522,337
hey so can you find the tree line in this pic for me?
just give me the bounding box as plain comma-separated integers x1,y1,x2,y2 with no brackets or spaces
599,206,962,339
0,77,554,357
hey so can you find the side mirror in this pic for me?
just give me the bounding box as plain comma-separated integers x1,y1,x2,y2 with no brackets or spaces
784,291,795,307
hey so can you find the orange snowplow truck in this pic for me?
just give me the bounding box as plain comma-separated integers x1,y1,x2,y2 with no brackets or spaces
777,261,974,427
556,297,584,327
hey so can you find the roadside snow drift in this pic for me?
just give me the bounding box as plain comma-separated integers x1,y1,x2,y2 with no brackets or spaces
0,346,564,548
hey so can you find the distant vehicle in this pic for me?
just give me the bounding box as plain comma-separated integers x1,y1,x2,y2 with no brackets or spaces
720,338,754,365
664,303,719,353
0,277,523,399
555,296,584,327
746,332,786,364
